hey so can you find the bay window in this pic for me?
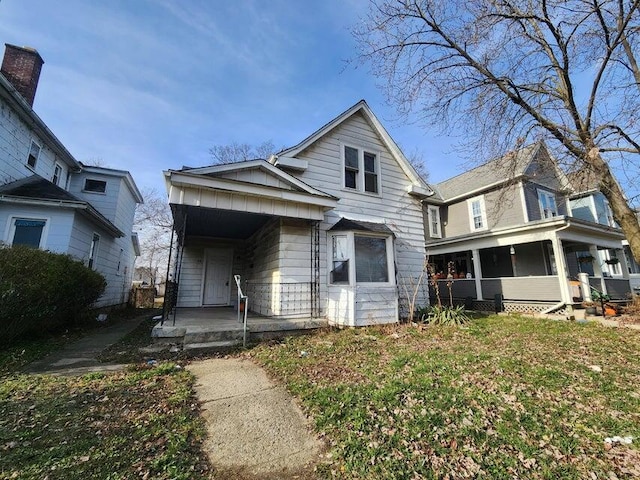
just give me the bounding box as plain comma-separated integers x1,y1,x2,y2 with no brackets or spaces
330,231,393,285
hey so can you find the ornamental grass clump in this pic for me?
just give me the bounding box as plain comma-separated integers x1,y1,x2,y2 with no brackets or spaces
420,261,470,325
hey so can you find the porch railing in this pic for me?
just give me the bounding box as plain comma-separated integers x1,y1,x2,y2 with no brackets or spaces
245,281,313,317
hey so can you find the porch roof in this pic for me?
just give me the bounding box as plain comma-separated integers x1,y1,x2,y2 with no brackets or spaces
165,164,337,223
426,216,625,254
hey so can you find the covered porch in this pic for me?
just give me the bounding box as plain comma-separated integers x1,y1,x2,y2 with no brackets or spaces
162,161,338,329
427,217,631,313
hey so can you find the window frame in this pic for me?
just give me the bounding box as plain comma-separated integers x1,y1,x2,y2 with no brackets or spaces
328,231,394,286
83,178,107,194
427,205,441,238
6,216,48,249
88,233,100,270
26,140,41,170
341,143,381,196
537,189,558,219
52,162,63,186
467,196,487,232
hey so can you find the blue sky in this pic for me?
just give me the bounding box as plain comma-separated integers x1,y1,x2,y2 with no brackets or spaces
0,0,463,193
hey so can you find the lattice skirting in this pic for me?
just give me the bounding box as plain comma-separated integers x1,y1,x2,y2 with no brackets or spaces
464,299,568,315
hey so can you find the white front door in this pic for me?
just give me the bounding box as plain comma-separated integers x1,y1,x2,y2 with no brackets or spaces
203,249,232,305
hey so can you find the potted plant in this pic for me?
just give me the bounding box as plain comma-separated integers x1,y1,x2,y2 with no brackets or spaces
591,289,611,316
605,258,620,265
578,255,595,263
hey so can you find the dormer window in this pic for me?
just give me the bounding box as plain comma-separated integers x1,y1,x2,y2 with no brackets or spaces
27,140,40,169
538,189,558,219
84,179,107,193
343,145,380,194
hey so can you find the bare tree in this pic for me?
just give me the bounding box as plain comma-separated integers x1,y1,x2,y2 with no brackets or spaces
355,0,640,262
210,140,275,164
134,187,173,286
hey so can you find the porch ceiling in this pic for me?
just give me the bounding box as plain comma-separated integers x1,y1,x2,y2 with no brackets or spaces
172,204,274,240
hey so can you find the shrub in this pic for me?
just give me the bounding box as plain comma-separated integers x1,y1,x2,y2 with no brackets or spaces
0,245,106,345
421,304,470,326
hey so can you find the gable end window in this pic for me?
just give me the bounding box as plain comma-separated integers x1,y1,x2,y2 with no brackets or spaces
27,140,40,169
428,205,441,238
538,189,558,219
342,145,380,194
84,179,107,193
467,196,487,231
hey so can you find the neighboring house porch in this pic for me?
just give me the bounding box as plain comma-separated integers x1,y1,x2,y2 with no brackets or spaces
427,216,631,313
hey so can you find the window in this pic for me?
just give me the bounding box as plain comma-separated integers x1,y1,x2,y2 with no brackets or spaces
84,179,107,193
52,163,62,186
343,145,380,194
355,236,388,282
88,234,100,269
467,196,487,231
11,218,46,248
538,189,558,219
27,140,40,169
428,205,441,238
363,152,378,194
116,248,124,275
330,232,393,285
344,146,358,189
331,235,349,283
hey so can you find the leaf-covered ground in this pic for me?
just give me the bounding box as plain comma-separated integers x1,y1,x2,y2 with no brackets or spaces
250,316,640,479
0,363,211,480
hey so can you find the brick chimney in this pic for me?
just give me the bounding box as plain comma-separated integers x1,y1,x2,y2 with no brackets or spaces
1,44,44,107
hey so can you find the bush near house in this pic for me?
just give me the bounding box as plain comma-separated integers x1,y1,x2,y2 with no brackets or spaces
0,245,106,345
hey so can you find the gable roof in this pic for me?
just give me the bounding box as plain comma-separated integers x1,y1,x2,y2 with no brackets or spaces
80,164,144,204
273,100,434,195
174,159,336,199
0,175,123,236
432,141,570,203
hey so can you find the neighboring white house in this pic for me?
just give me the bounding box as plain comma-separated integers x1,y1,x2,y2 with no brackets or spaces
0,44,143,307
164,100,432,326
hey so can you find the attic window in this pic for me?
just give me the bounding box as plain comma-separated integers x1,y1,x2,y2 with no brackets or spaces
27,140,40,169
342,145,380,194
84,179,107,193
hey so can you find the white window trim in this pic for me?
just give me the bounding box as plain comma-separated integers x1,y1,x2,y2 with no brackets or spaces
26,139,41,170
537,188,558,219
467,196,488,232
341,143,382,196
52,162,63,186
428,205,441,238
328,231,395,286
88,233,100,270
5,215,49,249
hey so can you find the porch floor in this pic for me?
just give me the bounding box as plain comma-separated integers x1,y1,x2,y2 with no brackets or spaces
152,307,327,347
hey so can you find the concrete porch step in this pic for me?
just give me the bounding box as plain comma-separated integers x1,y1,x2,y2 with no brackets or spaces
183,340,243,352
183,327,245,345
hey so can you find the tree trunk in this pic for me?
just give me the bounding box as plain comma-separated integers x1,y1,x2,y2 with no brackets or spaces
590,149,640,264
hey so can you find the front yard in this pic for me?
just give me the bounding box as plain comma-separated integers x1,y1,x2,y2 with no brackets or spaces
252,316,640,479
1,315,639,479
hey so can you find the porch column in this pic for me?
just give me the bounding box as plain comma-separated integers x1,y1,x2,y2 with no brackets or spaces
472,248,483,300
588,245,608,295
551,237,573,304
618,248,630,280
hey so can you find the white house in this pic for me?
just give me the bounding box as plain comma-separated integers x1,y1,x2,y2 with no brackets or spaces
0,43,143,307
164,100,432,326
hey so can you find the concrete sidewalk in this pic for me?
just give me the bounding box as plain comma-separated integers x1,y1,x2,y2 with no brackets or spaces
24,316,147,375
188,358,322,479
